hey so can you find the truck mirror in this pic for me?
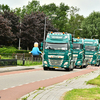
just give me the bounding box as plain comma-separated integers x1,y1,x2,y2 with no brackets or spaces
40,47,43,51
40,42,43,51
70,44,73,48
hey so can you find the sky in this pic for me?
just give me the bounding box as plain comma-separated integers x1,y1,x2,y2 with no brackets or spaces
0,0,100,17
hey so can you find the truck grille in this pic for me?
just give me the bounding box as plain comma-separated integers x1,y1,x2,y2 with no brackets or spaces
85,55,93,58
73,57,77,63
49,59,63,66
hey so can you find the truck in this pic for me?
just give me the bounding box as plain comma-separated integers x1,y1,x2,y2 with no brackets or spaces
41,32,74,71
83,38,99,66
98,44,100,66
73,38,88,68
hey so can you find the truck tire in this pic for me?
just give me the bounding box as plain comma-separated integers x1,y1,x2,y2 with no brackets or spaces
65,68,71,71
43,67,48,70
80,66,83,69
49,68,55,70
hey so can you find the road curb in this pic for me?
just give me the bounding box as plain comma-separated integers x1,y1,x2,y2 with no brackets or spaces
0,65,42,73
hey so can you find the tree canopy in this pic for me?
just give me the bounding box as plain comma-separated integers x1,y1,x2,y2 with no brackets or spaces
20,11,58,49
0,14,14,46
81,11,100,39
1,0,100,49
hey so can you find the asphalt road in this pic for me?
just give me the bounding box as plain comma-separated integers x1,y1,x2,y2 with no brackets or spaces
0,66,99,100
0,68,85,91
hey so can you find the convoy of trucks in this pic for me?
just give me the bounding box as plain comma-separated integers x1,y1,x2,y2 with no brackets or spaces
41,31,100,71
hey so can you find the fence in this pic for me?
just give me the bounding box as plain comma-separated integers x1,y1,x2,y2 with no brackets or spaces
0,53,42,66
0,59,17,66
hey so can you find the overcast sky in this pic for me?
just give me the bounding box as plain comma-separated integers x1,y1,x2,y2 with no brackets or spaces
0,0,100,17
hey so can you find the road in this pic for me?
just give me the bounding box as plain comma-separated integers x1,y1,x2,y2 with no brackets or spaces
0,68,86,91
0,66,99,100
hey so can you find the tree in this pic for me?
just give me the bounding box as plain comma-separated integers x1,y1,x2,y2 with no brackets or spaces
26,0,40,14
66,14,84,37
39,2,69,32
0,4,10,12
14,0,40,19
20,11,58,50
54,3,69,32
0,14,14,46
81,11,100,39
14,7,22,17
2,11,20,47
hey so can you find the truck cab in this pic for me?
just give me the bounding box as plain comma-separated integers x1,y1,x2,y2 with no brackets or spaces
98,44,100,66
42,32,74,71
73,38,88,68
84,38,99,66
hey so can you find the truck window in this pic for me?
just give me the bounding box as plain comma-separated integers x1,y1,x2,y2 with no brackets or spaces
73,44,82,49
99,48,100,51
45,43,68,50
85,46,97,51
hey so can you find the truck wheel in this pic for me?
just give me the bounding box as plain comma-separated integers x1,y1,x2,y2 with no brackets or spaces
65,68,71,71
95,64,99,67
80,66,83,69
49,68,55,70
43,67,48,70
71,68,73,71
83,65,88,68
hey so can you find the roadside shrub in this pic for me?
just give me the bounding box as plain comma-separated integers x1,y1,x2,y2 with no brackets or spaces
0,46,30,53
0,46,17,53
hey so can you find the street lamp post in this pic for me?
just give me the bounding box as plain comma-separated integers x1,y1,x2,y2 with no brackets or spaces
43,14,57,51
73,28,83,37
44,17,46,43
91,35,98,39
43,15,57,63
18,21,21,50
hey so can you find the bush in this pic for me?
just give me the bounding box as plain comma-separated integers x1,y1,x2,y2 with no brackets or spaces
0,46,17,53
0,46,30,53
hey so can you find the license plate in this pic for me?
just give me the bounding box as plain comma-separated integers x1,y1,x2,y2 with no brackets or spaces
53,67,59,68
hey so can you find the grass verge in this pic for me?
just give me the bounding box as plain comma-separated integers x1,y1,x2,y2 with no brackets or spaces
87,75,100,86
63,87,100,100
17,60,42,66
63,74,100,100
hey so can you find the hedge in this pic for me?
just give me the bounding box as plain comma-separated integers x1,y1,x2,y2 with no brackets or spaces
0,46,30,53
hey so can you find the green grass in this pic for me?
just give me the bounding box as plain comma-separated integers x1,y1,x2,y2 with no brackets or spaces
37,87,45,90
63,88,100,100
0,56,42,66
87,75,100,86
17,60,42,66
0,56,13,59
63,75,100,100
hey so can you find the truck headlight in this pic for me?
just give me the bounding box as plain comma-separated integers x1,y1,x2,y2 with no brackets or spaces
47,35,50,38
44,61,47,64
92,60,95,63
77,61,81,64
64,62,68,65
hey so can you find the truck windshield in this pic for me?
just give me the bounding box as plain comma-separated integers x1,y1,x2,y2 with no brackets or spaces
45,43,68,50
85,46,97,51
73,44,82,49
